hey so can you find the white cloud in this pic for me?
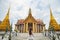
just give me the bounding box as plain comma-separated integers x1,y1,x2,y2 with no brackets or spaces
56,7,60,12
40,0,49,7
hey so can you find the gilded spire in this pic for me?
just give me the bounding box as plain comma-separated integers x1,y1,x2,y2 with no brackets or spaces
50,8,54,23
24,8,37,23
50,8,54,20
0,7,10,31
7,7,10,16
49,8,60,31
4,7,10,20
28,8,32,16
29,8,31,13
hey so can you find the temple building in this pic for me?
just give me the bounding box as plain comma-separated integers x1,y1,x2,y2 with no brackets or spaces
15,8,45,33
0,8,10,31
48,9,60,31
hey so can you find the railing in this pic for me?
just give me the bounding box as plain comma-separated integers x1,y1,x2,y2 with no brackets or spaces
44,31,60,40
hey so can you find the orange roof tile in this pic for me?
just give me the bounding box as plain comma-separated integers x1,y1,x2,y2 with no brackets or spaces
17,19,24,24
17,19,44,25
36,19,43,24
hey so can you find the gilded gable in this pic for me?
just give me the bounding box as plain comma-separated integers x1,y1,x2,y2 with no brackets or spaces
24,8,37,23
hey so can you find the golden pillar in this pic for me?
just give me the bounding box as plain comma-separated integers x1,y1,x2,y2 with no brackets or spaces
33,23,34,32
24,23,26,33
37,25,38,33
34,23,35,33
26,23,28,32
24,23,25,33
34,23,36,33
43,25,45,32
36,24,37,33
40,25,42,32
37,25,39,32
22,25,24,33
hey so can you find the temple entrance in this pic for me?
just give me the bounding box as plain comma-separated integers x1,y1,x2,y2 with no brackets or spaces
28,23,33,31
28,23,33,35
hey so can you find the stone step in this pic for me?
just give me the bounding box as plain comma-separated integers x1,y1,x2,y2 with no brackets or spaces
0,33,50,40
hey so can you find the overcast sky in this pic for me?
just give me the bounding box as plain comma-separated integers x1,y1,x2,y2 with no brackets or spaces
0,0,60,30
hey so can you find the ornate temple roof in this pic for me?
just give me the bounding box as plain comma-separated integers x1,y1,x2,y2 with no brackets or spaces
17,19,24,24
36,19,43,24
23,8,37,23
16,8,44,25
16,19,43,25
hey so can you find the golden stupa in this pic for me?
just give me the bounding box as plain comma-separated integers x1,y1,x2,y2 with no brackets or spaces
49,8,60,31
0,8,10,31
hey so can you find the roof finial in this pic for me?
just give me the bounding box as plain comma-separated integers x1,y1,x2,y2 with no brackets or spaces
29,8,31,14
7,7,10,15
29,8,32,16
